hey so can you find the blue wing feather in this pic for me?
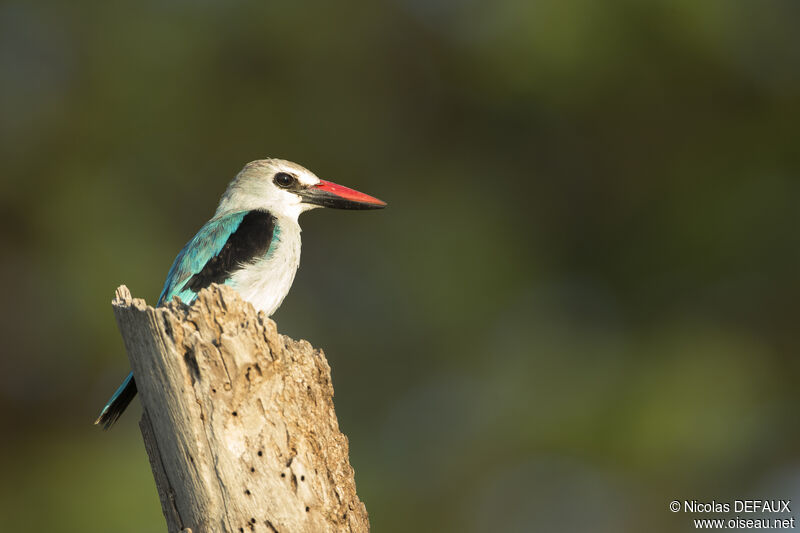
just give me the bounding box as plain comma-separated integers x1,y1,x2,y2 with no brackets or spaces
96,211,248,429
157,211,247,306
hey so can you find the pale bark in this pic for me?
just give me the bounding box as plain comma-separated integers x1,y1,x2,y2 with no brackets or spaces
111,284,369,533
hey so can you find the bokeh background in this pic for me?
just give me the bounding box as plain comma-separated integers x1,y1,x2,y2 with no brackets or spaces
2,1,799,531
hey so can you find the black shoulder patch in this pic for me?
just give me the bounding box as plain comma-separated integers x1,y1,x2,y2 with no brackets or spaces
183,210,276,294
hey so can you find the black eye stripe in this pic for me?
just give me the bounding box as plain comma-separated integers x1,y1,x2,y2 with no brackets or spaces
273,172,296,188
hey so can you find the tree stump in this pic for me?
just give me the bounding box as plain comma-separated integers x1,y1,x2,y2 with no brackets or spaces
111,284,369,532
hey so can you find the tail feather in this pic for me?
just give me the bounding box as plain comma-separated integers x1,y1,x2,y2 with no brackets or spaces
94,372,138,430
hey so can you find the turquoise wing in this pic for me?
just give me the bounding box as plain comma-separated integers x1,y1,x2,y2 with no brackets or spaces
157,211,247,306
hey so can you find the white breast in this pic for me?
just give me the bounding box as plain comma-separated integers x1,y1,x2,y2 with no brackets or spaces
228,218,302,316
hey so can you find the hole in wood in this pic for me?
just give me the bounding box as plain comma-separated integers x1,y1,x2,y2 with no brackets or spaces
183,350,201,383
245,489,251,495
305,506,310,512
250,467,255,473
232,411,238,416
300,475,305,481
257,450,263,457
280,473,285,478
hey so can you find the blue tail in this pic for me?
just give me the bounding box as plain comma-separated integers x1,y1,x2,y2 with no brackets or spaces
94,372,137,430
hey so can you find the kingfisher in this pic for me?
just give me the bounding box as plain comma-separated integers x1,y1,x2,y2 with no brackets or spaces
95,159,386,429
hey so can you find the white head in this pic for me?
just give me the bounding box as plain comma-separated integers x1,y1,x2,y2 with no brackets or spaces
216,158,386,221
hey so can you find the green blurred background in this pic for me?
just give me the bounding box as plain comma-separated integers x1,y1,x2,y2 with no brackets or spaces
2,0,799,531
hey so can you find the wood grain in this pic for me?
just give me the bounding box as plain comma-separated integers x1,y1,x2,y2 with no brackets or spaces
112,284,368,533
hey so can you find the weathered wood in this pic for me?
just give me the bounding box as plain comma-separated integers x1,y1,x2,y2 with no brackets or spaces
112,284,369,533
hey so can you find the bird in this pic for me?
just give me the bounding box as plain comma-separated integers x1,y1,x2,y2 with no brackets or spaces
95,158,386,429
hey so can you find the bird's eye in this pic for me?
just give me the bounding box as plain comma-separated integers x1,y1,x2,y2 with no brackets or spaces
274,172,295,188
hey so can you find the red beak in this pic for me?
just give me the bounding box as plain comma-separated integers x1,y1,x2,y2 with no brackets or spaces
301,179,387,210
